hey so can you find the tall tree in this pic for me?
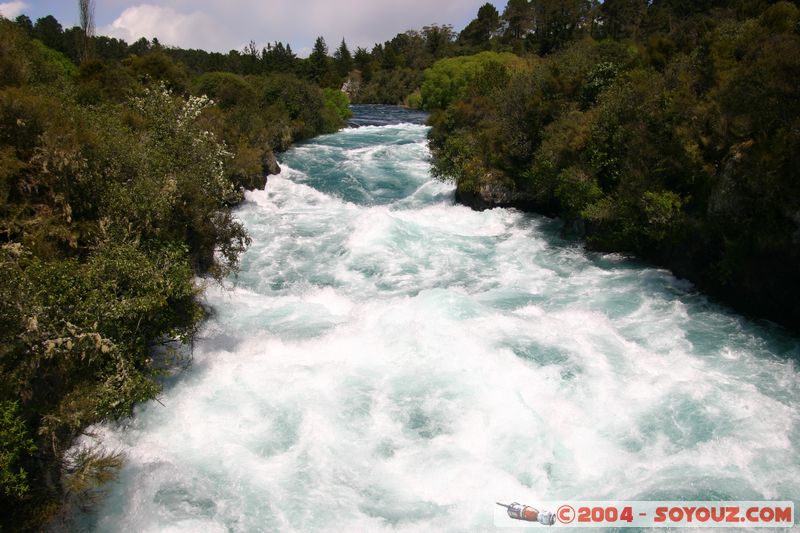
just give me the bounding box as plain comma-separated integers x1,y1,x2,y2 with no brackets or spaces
533,0,594,54
33,15,64,52
333,38,353,77
460,3,502,47
353,46,373,81
601,0,648,40
78,0,95,61
308,36,330,83
241,40,260,74
502,0,535,40
423,25,455,59
128,37,151,56
14,15,33,36
262,42,297,73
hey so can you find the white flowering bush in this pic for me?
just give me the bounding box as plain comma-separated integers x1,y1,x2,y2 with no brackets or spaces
131,84,238,206
97,83,249,278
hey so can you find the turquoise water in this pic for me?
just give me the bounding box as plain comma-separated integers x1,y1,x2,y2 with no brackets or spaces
84,106,799,532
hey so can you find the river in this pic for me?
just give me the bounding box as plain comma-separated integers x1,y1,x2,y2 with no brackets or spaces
84,105,799,532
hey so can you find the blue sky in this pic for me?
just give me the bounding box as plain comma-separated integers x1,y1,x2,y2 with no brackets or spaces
2,1,507,56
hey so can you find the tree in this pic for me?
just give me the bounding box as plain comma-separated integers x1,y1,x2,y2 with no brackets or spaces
14,15,33,36
532,0,594,54
460,3,502,47
308,36,330,83
128,37,151,56
93,35,129,62
240,40,260,74
423,25,455,59
333,38,353,77
353,46,373,82
601,0,648,40
262,42,297,73
33,15,64,52
123,50,188,92
503,0,535,40
78,0,95,61
420,51,523,110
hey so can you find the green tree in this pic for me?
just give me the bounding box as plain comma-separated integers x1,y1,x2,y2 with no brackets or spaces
333,38,353,77
422,24,455,59
460,3,502,47
532,0,595,54
123,49,188,92
420,51,524,110
322,87,352,128
33,15,64,52
353,46,373,81
262,41,297,73
503,0,535,40
14,15,33,36
308,36,330,83
601,0,648,40
128,36,150,56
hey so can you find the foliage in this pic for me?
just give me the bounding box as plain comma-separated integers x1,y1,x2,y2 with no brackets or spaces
323,88,353,124
460,3,502,48
357,67,421,105
308,36,333,85
420,51,524,110
0,401,35,498
429,0,800,329
61,445,123,510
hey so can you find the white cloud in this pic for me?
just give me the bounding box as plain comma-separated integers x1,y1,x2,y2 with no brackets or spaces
0,1,27,18
102,4,223,50
98,1,501,55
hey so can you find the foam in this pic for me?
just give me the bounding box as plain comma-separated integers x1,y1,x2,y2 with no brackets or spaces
79,117,800,532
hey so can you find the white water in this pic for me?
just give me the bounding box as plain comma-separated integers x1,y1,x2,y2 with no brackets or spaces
84,109,799,532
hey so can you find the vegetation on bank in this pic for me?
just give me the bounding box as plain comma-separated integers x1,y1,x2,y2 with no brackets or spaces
423,0,800,330
0,16,348,530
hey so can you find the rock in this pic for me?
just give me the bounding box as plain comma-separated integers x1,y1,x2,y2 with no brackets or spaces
454,175,540,212
236,173,267,191
261,149,281,176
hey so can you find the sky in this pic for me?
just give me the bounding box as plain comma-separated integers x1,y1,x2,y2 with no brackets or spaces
1,1,507,56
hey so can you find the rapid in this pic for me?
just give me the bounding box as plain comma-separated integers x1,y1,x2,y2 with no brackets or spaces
83,105,799,532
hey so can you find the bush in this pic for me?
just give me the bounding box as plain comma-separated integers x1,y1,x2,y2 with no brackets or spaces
420,51,523,110
0,401,35,499
192,71,255,110
322,87,352,124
